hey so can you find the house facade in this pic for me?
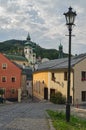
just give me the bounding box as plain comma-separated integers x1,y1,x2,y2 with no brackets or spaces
22,66,33,97
33,54,86,105
0,53,27,100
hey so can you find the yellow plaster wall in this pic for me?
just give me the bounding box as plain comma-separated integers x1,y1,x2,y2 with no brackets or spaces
33,71,48,84
48,70,73,99
33,71,48,99
33,70,73,102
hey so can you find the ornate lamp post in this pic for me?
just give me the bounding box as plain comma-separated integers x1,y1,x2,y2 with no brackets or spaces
64,7,77,122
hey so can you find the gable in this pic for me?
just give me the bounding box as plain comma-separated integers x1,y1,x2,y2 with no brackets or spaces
0,53,21,73
73,58,86,71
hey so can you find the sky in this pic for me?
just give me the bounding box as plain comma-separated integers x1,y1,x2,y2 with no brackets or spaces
0,0,86,55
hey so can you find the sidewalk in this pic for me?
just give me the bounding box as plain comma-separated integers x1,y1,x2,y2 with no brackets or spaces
71,106,86,119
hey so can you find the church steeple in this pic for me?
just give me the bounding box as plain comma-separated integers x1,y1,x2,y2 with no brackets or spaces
26,32,31,41
58,43,63,58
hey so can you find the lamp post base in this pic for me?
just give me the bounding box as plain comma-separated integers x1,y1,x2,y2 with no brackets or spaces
66,103,70,122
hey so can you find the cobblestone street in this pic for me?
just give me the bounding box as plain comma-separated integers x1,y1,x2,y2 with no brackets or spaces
0,100,65,130
0,100,86,130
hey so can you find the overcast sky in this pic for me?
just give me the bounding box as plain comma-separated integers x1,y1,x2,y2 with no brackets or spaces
0,0,86,55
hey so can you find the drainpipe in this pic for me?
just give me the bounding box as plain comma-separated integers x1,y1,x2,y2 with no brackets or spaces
72,70,74,106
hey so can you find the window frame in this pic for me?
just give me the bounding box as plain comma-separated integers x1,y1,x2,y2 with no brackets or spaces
2,63,7,69
2,76,6,82
82,91,86,101
81,71,86,81
11,77,16,82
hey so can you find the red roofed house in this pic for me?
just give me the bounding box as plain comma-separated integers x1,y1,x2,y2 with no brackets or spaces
0,53,27,101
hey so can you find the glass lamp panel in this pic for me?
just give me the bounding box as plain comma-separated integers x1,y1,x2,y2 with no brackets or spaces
69,13,75,24
66,13,75,24
66,14,70,24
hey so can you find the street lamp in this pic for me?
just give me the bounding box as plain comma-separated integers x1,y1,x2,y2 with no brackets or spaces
64,7,77,122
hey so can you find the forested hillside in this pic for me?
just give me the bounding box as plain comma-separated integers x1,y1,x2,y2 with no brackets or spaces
0,39,68,59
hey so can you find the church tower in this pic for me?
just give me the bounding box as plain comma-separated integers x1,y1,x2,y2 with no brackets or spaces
24,33,36,67
26,32,31,41
58,43,63,58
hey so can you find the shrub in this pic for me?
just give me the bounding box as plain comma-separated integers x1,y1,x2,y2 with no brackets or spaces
50,91,66,104
0,88,5,95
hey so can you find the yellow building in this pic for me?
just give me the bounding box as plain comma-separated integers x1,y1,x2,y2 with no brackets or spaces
33,54,86,105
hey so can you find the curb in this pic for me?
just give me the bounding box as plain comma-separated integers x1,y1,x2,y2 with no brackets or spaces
45,112,55,130
73,107,86,112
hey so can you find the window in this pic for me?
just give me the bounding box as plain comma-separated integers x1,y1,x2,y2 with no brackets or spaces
64,72,67,80
81,71,86,81
2,63,7,69
51,73,55,81
2,77,6,82
29,50,31,54
0,88,5,94
11,77,16,82
82,91,86,101
11,88,15,94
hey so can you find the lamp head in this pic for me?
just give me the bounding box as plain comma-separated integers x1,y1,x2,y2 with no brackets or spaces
64,7,77,29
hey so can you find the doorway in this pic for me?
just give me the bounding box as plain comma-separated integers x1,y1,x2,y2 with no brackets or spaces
50,88,55,100
44,88,48,100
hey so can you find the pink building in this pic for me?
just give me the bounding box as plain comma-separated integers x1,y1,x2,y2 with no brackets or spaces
0,53,25,100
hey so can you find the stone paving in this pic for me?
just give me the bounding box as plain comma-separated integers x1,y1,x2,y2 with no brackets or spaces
0,100,65,130
0,99,86,130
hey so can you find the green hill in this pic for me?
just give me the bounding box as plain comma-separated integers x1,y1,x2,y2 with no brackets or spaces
0,39,68,59
0,39,25,53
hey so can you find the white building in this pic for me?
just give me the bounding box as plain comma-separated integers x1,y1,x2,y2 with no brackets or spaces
24,33,36,67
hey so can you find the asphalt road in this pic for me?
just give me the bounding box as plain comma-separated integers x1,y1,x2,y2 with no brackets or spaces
0,101,65,130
